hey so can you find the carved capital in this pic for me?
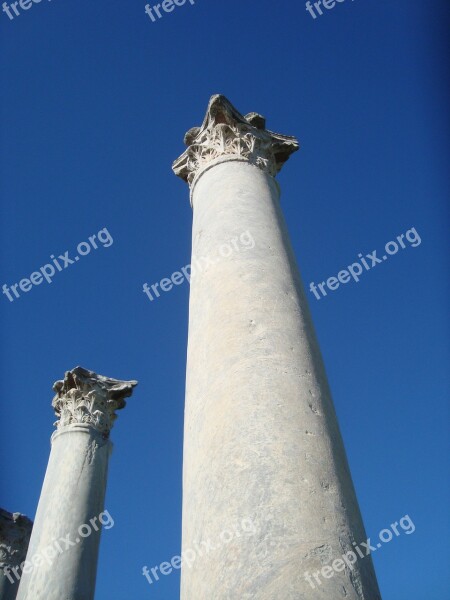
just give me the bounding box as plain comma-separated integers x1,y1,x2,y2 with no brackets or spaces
0,509,33,569
172,94,299,187
52,366,137,437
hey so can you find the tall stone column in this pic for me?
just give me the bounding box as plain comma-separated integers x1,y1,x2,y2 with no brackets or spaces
0,510,32,600
16,367,137,600
173,95,381,599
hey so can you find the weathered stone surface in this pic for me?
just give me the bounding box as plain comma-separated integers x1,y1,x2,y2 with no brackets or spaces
16,367,137,600
174,96,381,599
52,366,137,436
0,510,32,600
173,94,299,189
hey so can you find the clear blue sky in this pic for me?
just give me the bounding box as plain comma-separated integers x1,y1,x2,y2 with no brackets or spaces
1,0,449,598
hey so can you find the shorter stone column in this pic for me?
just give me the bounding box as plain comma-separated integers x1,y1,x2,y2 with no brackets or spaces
0,510,32,600
16,366,137,600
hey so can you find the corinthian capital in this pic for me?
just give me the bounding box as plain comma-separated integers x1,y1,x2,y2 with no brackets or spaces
52,366,137,437
172,94,299,186
0,509,32,569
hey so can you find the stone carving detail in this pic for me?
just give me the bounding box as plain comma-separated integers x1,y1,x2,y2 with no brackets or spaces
173,94,299,186
0,509,33,569
52,366,137,436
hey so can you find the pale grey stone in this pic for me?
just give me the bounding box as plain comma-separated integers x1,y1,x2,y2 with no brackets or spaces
0,510,32,600
173,95,381,599
16,367,137,600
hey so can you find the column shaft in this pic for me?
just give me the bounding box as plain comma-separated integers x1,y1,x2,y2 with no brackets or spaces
174,96,381,599
16,427,110,600
16,366,137,600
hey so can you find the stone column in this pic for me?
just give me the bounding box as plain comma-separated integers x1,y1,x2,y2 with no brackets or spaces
0,510,32,600
173,95,381,599
16,367,137,600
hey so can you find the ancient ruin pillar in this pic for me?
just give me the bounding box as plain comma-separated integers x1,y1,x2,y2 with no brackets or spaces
0,510,32,600
173,95,381,599
16,367,137,600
